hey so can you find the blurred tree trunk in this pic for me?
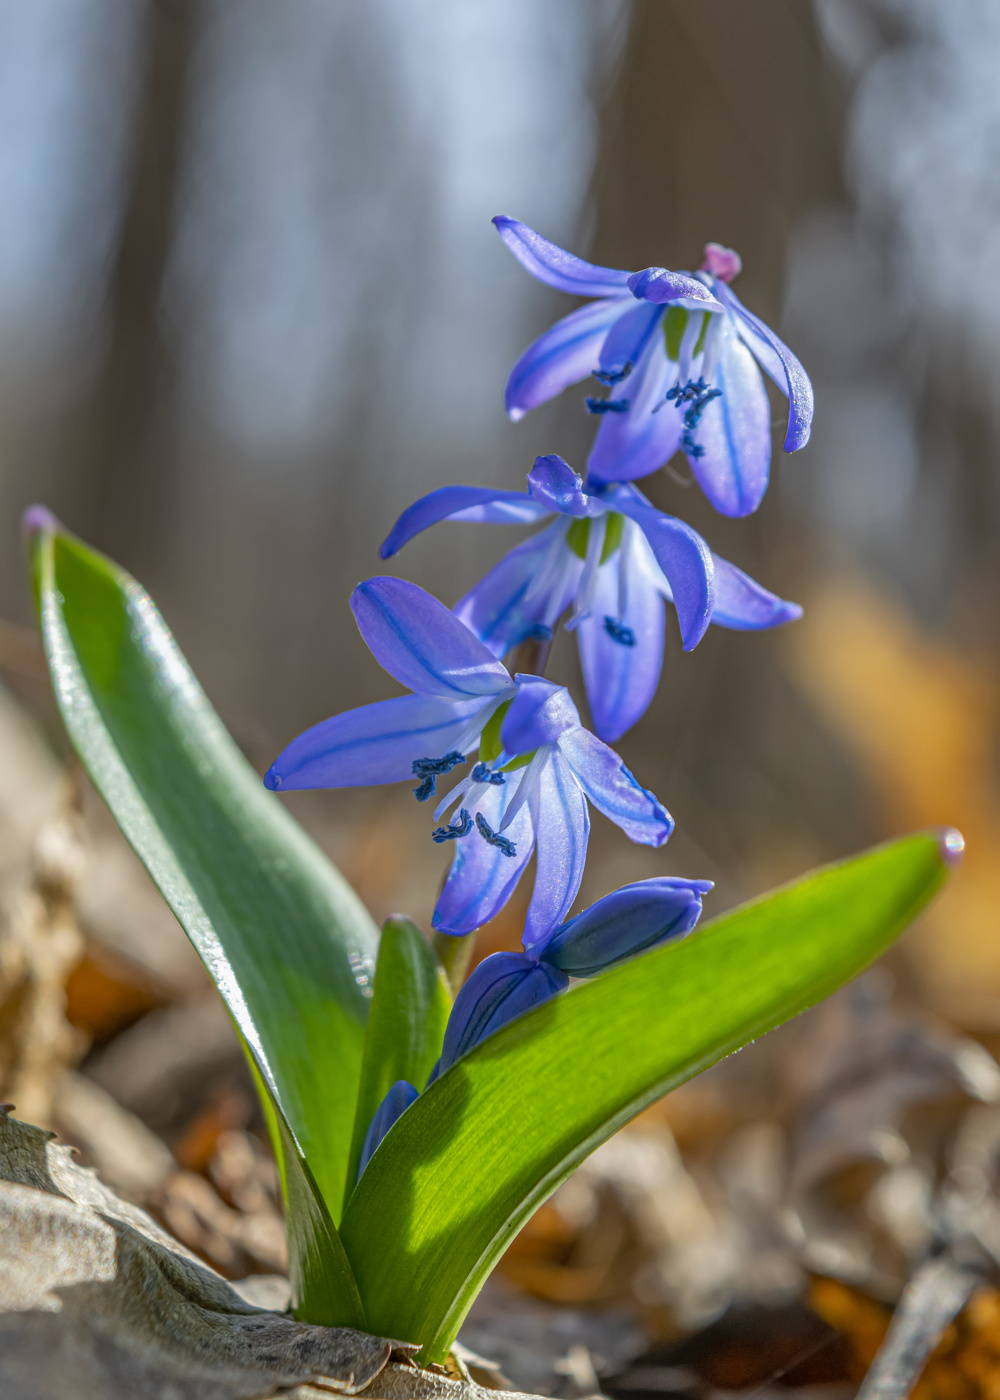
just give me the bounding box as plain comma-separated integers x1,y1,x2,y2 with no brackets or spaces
583,1,865,890
83,0,198,564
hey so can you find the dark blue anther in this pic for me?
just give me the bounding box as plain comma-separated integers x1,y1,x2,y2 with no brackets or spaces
603,616,636,647
666,377,722,459
411,750,465,802
526,623,554,640
413,774,436,803
594,362,632,386
585,396,630,415
475,812,517,858
471,763,505,786
432,809,473,843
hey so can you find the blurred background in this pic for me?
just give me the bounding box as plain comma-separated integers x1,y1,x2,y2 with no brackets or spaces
3,2,1000,1395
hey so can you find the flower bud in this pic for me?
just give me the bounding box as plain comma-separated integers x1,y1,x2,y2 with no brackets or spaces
357,1079,419,1182
538,877,712,978
439,952,568,1074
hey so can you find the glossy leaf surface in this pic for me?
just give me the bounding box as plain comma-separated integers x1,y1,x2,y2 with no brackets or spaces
29,513,379,1223
345,917,451,1208
341,831,955,1359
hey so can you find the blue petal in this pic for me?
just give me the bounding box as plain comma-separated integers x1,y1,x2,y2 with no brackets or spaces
356,1080,418,1181
380,486,548,559
527,454,597,517
506,298,626,421
493,216,632,297
587,339,683,485
352,577,512,700
686,316,771,517
501,678,580,754
598,301,664,383
454,526,578,658
627,267,723,309
557,727,673,847
538,877,713,977
263,693,482,791
432,779,535,936
611,486,714,651
438,951,567,1073
576,555,665,743
522,751,590,952
711,554,803,630
714,281,814,452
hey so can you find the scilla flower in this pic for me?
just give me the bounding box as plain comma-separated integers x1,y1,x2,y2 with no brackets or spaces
495,217,813,517
438,878,711,1074
381,454,801,742
356,875,713,1179
264,577,672,943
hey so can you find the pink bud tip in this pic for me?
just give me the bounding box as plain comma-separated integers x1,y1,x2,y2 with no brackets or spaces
21,505,60,539
701,243,742,283
939,828,965,868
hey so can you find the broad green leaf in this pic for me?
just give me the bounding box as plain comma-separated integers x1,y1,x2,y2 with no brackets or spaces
345,917,451,1209
248,1052,365,1328
28,512,379,1221
341,830,956,1359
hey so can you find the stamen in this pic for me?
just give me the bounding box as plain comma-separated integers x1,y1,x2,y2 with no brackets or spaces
471,762,505,786
527,622,554,640
411,750,466,802
585,396,630,415
594,362,632,386
475,812,517,857
604,616,636,646
665,377,723,459
432,809,473,842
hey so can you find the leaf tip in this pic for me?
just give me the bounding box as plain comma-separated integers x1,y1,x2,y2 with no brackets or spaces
938,826,965,869
22,504,60,544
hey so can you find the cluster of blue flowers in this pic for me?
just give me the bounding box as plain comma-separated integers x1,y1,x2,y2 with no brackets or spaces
263,218,814,1180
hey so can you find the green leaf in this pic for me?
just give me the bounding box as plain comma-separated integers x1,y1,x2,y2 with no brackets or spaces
345,917,451,1208
341,830,957,1359
247,1048,365,1328
28,511,379,1223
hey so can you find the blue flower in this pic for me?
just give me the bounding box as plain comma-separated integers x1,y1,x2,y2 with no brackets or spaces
494,218,814,517
356,1079,418,1181
264,576,673,941
381,454,802,743
435,875,712,1076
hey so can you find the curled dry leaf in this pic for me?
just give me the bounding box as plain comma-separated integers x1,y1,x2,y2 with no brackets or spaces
0,1104,546,1400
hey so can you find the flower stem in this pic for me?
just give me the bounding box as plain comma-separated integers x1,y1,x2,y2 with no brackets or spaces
432,929,477,995
505,627,555,678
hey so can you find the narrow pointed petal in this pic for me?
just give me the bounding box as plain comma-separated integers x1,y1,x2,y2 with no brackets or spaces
501,679,580,753
380,486,547,559
539,877,713,976
455,527,579,658
577,560,665,743
438,952,567,1073
711,555,803,630
263,694,482,791
587,340,683,485
527,454,597,517
611,487,714,651
352,577,512,700
506,298,625,420
598,301,664,383
493,216,632,296
522,751,590,952
714,282,814,452
357,1080,418,1180
627,267,723,308
686,316,771,517
432,780,535,936
557,728,673,847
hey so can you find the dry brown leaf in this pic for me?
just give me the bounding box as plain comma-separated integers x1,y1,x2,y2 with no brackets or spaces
0,1105,552,1400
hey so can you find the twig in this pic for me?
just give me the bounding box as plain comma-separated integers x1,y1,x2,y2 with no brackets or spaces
856,1255,979,1400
